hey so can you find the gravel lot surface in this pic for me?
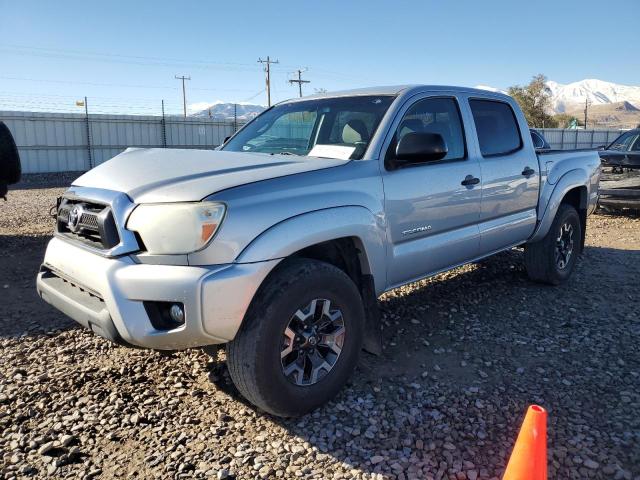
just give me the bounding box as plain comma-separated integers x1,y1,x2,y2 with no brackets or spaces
1,174,639,480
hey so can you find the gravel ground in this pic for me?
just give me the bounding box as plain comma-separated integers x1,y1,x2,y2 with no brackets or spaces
1,174,639,480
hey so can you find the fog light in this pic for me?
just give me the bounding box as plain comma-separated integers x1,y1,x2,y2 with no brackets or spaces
169,304,185,324
143,301,186,330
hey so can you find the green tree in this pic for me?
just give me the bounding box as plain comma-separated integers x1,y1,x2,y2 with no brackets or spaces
553,113,583,128
508,74,558,128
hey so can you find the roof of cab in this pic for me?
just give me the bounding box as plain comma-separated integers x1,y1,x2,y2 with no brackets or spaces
281,85,512,103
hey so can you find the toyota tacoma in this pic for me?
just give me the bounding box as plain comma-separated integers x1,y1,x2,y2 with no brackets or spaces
37,86,601,416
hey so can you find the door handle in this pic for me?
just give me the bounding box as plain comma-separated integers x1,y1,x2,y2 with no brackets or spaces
522,167,535,176
461,175,480,186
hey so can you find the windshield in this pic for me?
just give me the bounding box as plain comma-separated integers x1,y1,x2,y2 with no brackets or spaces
608,131,640,152
222,95,395,159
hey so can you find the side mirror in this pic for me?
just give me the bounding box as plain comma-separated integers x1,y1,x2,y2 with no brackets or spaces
394,132,447,167
0,122,22,200
596,145,606,150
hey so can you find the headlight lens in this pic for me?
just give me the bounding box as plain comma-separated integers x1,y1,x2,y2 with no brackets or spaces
127,202,226,254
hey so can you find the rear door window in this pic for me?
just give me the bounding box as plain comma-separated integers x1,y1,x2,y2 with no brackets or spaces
469,99,522,156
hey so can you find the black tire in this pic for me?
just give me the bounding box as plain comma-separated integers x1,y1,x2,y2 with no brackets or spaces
525,204,582,285
226,258,365,417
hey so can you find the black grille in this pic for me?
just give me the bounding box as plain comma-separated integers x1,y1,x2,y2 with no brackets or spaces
56,197,120,249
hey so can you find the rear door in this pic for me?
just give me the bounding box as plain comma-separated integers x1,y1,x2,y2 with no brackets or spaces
467,98,539,254
381,94,482,288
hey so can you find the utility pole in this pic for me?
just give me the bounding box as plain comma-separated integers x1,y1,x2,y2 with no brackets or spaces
583,98,590,129
258,56,279,107
175,74,191,118
83,96,92,169
289,69,310,98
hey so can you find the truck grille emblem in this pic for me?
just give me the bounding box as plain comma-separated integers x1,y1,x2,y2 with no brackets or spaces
67,205,84,233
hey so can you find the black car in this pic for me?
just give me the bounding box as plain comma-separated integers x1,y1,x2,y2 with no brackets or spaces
599,129,640,170
0,121,22,199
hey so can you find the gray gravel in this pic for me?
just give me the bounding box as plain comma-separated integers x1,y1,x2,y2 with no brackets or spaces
1,174,639,479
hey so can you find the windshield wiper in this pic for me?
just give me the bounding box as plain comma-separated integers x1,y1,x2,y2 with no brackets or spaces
270,151,299,156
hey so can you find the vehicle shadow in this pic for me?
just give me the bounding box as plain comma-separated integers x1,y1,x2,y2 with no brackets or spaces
203,244,640,478
0,234,75,338
205,248,529,391
11,172,80,190
203,249,529,477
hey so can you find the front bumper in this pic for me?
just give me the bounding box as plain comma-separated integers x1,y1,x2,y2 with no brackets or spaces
36,237,279,350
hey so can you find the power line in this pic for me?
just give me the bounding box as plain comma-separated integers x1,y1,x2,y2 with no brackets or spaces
241,89,266,103
0,44,263,71
0,89,267,116
175,75,191,118
258,56,279,107
0,75,176,91
0,75,271,95
289,69,311,98
0,44,313,70
0,44,372,82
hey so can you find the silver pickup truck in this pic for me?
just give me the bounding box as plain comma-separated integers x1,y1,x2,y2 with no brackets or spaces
36,85,600,416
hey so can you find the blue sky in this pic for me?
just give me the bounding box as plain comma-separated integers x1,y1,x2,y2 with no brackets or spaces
1,0,638,114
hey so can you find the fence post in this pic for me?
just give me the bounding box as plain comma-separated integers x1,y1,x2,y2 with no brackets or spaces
233,103,237,132
590,129,595,149
161,100,167,148
560,129,565,150
84,96,93,170
574,130,578,149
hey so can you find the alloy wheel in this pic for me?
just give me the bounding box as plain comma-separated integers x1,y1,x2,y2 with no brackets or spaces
555,222,574,270
280,298,345,386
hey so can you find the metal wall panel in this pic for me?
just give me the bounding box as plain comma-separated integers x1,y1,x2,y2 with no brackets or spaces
0,110,629,173
1,111,89,173
0,111,246,173
538,128,624,150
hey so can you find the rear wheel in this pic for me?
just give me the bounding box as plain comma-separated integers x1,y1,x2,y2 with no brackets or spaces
226,258,364,417
525,204,582,285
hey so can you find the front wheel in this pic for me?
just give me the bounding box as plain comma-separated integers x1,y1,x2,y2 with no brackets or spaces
226,258,365,417
525,204,582,285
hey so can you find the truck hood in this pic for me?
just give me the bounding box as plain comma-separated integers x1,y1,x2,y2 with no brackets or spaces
73,148,349,203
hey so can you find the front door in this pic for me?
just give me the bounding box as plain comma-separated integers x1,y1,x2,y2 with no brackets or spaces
381,95,482,288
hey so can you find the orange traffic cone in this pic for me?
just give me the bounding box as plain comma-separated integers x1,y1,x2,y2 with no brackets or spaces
503,405,547,480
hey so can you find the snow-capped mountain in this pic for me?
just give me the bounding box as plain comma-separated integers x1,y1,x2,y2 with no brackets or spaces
190,102,265,121
477,79,640,113
189,80,640,121
547,79,640,113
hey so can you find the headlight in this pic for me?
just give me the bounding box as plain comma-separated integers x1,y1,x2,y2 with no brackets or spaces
126,202,226,254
